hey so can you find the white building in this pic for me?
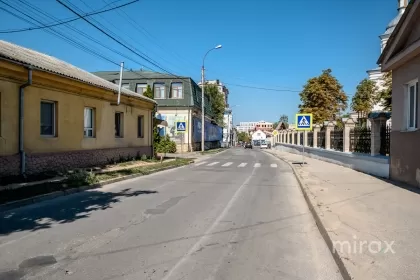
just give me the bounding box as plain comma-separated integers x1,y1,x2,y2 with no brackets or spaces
236,120,273,133
367,0,408,111
198,79,229,107
251,130,266,141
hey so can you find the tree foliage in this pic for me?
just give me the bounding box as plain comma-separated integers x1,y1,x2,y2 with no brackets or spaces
298,69,348,124
155,135,177,154
378,71,392,111
205,84,226,126
237,131,250,143
279,114,288,124
351,78,378,118
143,84,153,99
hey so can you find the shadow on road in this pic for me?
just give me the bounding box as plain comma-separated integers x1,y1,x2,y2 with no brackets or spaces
0,188,157,236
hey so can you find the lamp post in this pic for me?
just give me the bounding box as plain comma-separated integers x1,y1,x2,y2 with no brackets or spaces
201,44,222,152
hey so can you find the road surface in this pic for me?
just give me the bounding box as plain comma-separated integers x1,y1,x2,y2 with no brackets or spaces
0,148,342,280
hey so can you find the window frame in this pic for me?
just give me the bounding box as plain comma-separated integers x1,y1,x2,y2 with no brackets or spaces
115,112,124,138
40,100,57,137
137,115,144,138
136,83,147,94
84,107,95,138
121,83,130,90
153,83,165,99
170,82,183,99
406,79,418,131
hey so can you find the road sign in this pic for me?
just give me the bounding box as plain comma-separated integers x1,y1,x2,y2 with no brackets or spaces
272,130,278,136
176,121,186,132
295,114,313,131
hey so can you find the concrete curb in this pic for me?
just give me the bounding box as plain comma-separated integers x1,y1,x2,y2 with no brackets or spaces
0,161,194,214
264,151,352,280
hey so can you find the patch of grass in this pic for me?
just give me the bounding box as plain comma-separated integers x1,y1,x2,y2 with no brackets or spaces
200,148,226,155
0,159,193,205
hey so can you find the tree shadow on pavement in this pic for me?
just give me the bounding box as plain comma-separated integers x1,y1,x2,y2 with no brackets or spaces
0,188,157,236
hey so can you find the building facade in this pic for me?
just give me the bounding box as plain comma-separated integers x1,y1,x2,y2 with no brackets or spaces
236,120,273,133
0,40,156,176
94,71,223,152
367,0,408,111
378,0,420,186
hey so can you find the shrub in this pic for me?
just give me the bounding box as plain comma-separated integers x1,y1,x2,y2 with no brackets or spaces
155,135,177,154
141,154,148,161
67,170,99,187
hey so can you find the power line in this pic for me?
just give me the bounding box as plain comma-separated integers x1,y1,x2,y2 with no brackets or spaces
224,83,301,92
0,0,138,33
57,0,177,76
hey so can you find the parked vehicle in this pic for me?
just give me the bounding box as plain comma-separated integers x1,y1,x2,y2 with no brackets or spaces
244,142,252,149
260,140,268,149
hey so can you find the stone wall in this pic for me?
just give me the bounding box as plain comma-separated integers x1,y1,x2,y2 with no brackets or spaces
0,146,152,177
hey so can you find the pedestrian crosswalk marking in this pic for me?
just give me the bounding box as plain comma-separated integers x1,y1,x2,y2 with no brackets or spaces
270,163,277,168
195,161,207,166
207,162,219,166
222,162,233,167
238,163,247,167
254,163,261,167
195,162,279,168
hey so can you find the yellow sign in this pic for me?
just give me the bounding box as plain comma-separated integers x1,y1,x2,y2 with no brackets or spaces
272,130,279,136
295,113,313,131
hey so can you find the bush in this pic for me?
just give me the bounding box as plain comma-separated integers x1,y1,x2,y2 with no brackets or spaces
155,135,177,154
67,170,99,187
141,154,148,161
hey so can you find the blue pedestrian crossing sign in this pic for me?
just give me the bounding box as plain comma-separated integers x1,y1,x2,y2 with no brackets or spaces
295,114,313,131
176,121,187,132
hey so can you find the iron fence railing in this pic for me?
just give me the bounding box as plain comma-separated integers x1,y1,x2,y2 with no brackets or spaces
307,132,314,147
294,133,297,144
300,132,304,145
317,130,326,148
380,124,391,156
350,126,371,154
330,127,344,151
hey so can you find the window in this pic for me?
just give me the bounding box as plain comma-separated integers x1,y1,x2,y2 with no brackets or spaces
136,83,147,94
115,112,123,137
171,83,183,98
407,80,418,130
137,115,144,138
154,83,165,99
40,101,56,136
122,83,130,90
84,107,95,137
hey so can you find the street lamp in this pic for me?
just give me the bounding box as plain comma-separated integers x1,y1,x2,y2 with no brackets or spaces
201,44,222,152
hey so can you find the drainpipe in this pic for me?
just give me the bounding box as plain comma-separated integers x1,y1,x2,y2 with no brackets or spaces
151,103,157,158
19,67,32,176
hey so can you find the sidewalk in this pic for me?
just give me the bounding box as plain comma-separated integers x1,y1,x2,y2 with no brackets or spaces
266,149,420,280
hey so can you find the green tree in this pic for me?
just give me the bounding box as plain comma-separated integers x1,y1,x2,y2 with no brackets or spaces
378,71,392,111
298,69,348,124
205,84,226,125
143,84,153,99
351,79,378,119
237,132,250,143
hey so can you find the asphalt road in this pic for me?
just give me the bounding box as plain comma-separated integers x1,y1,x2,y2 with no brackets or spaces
0,148,342,280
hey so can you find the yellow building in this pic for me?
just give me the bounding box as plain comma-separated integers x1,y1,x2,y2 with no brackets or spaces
0,40,156,177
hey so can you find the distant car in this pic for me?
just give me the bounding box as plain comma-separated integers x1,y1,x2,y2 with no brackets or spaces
244,142,252,149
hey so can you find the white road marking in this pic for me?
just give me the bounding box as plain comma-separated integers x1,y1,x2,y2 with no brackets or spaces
195,161,207,166
270,163,278,168
161,166,258,280
222,162,233,167
254,163,261,168
238,163,247,167
207,162,219,166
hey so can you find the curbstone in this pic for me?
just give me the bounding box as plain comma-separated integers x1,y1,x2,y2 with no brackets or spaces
264,150,352,280
0,161,194,214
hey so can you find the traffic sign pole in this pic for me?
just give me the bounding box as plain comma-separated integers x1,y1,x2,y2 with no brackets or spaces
295,114,313,165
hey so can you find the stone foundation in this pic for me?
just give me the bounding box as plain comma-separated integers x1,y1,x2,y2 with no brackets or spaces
0,146,152,177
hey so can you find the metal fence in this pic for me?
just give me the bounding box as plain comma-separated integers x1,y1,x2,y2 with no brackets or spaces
300,132,304,145
294,133,297,144
317,130,326,148
330,127,344,151
380,124,391,156
350,126,371,154
307,131,314,147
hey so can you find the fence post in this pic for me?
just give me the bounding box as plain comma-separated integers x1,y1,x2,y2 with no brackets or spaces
369,116,386,156
343,118,355,153
313,124,320,148
303,131,308,146
324,121,335,150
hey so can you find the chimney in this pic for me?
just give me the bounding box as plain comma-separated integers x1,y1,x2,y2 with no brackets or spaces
398,0,408,14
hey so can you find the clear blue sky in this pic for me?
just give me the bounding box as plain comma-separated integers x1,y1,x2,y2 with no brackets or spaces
0,0,397,125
